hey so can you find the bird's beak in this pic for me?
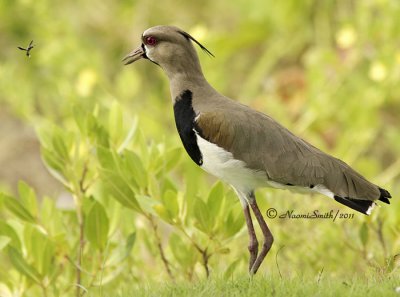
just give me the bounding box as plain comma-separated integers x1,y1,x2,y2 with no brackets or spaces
122,45,146,65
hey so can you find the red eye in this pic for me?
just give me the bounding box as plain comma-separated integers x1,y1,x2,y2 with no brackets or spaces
145,36,157,46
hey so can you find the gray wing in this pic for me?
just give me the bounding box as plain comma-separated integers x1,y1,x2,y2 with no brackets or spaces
196,106,380,201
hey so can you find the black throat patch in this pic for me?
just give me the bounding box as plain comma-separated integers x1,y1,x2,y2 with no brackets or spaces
173,90,203,166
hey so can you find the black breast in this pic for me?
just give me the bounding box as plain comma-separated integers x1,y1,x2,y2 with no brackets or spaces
173,90,203,166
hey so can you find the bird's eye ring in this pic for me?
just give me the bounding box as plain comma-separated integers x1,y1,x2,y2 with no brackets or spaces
145,36,157,46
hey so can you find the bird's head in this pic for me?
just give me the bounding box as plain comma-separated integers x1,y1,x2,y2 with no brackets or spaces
123,25,213,79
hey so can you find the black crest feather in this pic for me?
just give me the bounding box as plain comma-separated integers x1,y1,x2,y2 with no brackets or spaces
178,30,214,57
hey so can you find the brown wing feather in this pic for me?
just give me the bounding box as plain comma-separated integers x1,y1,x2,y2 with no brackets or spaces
196,106,380,201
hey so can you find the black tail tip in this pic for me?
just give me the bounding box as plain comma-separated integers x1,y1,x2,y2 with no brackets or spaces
378,187,392,204
334,195,375,215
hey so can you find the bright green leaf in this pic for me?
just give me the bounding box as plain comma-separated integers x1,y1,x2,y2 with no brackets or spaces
223,259,241,280
41,148,67,181
125,232,136,258
164,147,182,171
98,147,142,213
24,225,55,277
223,209,245,238
125,150,147,188
18,181,38,218
148,174,161,199
162,190,179,220
1,193,36,223
207,182,224,225
118,117,138,152
169,233,197,268
153,204,172,224
135,195,157,215
85,201,109,250
0,222,21,250
193,197,212,234
52,132,70,163
8,247,42,284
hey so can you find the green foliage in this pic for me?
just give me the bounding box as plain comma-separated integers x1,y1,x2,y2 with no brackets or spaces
8,247,42,285
0,103,247,295
1,193,36,223
0,0,400,296
108,274,400,297
85,201,109,251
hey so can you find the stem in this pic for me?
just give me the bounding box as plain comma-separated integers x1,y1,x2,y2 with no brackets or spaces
177,226,211,277
74,163,89,297
81,251,103,297
201,248,210,278
76,205,85,297
40,283,48,297
147,215,175,280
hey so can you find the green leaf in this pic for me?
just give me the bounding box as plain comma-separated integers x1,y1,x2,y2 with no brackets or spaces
41,148,66,181
24,225,55,277
223,259,241,280
193,197,212,233
148,174,161,199
103,174,141,212
18,181,38,218
0,221,22,250
135,195,157,215
125,150,147,188
162,190,179,220
164,147,182,171
217,247,230,254
207,182,224,225
86,113,110,147
223,209,245,238
0,236,11,250
125,232,136,258
98,147,142,213
8,247,42,284
118,117,138,152
51,132,70,163
104,231,136,267
40,197,64,235
359,222,369,246
169,233,197,267
1,193,36,223
85,201,109,250
153,204,172,224
160,178,178,197
97,146,115,170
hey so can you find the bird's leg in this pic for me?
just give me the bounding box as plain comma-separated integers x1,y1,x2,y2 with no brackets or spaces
243,203,258,272
249,192,274,275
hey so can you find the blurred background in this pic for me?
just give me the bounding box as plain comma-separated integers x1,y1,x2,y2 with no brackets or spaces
0,0,399,283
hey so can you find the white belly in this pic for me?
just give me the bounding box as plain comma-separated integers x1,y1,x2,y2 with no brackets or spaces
196,134,268,193
195,134,336,199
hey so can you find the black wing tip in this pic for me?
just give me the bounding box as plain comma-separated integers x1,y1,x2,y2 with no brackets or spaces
378,187,392,204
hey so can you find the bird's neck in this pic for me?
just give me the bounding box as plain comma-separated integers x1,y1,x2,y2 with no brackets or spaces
160,50,217,101
168,71,215,103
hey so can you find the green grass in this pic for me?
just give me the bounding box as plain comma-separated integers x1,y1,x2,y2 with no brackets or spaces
103,274,400,297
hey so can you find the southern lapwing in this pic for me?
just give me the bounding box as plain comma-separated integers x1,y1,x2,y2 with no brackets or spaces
123,25,392,275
